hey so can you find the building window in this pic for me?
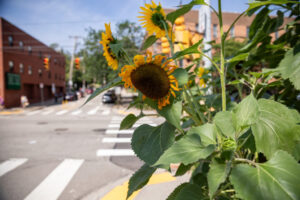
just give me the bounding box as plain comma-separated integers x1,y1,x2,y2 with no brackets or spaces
9,61,14,72
19,63,24,73
230,26,235,38
213,24,218,39
246,26,250,38
19,41,24,49
38,69,42,77
28,66,32,75
39,51,42,58
275,31,279,39
8,36,13,46
54,58,57,64
28,46,32,54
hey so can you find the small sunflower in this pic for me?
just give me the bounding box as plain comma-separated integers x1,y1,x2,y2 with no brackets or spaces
138,1,174,40
100,23,118,70
197,67,206,87
119,51,179,109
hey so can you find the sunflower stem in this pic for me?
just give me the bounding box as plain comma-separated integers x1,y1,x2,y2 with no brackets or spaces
161,20,179,66
121,48,133,65
218,0,226,111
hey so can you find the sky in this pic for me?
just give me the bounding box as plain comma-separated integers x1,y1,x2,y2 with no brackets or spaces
0,0,249,53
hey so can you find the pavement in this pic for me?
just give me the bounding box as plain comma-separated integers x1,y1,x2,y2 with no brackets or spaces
0,91,190,200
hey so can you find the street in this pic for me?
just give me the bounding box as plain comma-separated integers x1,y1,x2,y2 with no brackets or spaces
0,95,162,200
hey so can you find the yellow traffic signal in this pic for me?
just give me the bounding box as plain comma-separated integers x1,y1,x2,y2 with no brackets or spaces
75,57,80,69
43,57,49,70
161,37,170,54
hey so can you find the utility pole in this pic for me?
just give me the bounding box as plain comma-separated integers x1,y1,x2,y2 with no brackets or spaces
68,36,80,91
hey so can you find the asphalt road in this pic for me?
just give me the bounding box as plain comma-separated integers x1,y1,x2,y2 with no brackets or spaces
0,95,162,200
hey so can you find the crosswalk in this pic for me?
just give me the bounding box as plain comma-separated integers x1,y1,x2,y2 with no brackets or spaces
24,107,111,117
96,116,157,157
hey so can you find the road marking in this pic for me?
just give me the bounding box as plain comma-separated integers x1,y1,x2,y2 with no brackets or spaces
0,158,28,177
105,129,134,134
55,110,68,115
41,109,54,115
102,138,131,143
87,106,100,115
24,159,84,200
101,172,176,200
97,149,134,156
26,110,41,116
108,123,157,128
101,110,110,115
71,109,82,115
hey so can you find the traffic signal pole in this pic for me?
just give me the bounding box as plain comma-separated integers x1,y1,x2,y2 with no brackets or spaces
68,36,80,90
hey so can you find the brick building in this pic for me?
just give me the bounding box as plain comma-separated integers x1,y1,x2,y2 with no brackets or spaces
0,18,66,108
152,9,292,55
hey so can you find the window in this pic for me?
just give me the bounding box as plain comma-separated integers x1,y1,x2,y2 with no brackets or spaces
54,58,57,64
213,24,218,39
9,61,14,72
19,63,24,73
38,69,42,77
28,66,32,75
19,41,24,49
28,46,32,54
39,51,42,58
230,26,235,38
246,26,250,38
8,36,13,46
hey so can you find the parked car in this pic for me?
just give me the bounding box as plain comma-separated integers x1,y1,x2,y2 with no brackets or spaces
65,91,78,101
102,90,117,103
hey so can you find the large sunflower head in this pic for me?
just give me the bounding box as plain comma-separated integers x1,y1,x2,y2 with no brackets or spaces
100,23,118,70
119,51,179,109
138,1,174,41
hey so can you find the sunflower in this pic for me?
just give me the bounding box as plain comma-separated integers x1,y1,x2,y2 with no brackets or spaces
100,23,118,70
119,51,179,109
197,67,206,87
138,1,174,41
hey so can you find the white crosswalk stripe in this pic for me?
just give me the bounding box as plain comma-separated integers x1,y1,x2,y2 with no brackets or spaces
105,129,134,134
41,109,54,115
87,106,100,115
71,109,82,115
102,137,131,143
26,110,41,116
101,110,110,115
0,158,28,177
55,110,68,115
24,159,84,200
97,149,134,156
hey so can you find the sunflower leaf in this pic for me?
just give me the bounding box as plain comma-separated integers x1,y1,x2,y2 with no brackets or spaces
142,35,158,50
173,68,188,86
82,77,122,107
172,40,202,60
120,114,141,130
109,43,123,57
131,122,175,166
166,4,193,25
158,101,182,130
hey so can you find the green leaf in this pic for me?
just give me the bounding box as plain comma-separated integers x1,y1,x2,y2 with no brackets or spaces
251,99,300,159
142,35,158,50
154,133,215,167
166,183,189,200
175,163,193,176
131,122,175,166
158,101,182,130
230,150,300,200
227,53,249,63
277,46,300,90
207,161,229,199
234,93,259,129
192,0,208,5
82,77,122,107
172,40,202,60
214,111,236,139
247,0,297,12
187,123,217,146
174,183,204,200
120,114,140,130
173,68,188,86
127,164,156,199
109,43,123,57
166,4,193,25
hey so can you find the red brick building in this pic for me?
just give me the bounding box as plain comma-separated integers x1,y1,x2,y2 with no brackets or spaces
0,18,66,108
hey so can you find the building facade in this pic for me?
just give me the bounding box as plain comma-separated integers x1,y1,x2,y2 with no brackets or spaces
0,18,66,108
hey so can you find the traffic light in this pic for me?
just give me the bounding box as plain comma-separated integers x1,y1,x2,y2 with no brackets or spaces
161,37,170,54
43,57,49,70
75,57,80,69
